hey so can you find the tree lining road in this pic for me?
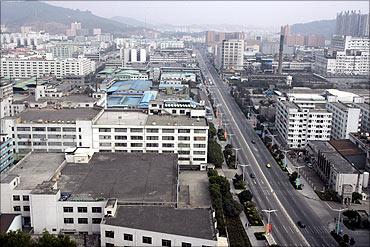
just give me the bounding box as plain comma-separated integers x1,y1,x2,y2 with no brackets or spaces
197,49,337,247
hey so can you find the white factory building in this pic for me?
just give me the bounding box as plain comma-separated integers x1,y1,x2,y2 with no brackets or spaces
0,55,96,79
120,48,147,65
1,107,208,166
0,150,218,246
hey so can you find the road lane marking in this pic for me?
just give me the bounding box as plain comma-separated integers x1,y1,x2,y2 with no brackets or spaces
202,57,310,246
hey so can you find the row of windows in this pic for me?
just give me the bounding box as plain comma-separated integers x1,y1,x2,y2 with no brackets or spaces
13,195,29,201
105,231,208,247
98,128,196,134
63,206,102,213
99,143,207,149
13,206,29,212
64,217,101,224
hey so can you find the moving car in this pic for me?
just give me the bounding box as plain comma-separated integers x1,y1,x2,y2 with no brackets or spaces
297,221,306,228
251,139,256,144
266,163,271,168
250,173,256,179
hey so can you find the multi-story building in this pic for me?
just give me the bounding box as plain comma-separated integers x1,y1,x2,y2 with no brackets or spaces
275,100,332,149
0,134,14,173
0,80,13,119
307,140,364,197
0,150,218,246
0,107,102,154
314,36,370,76
326,102,361,139
216,39,244,71
159,40,185,49
336,10,369,37
92,110,208,166
120,48,147,65
47,43,80,59
0,56,96,79
354,103,370,133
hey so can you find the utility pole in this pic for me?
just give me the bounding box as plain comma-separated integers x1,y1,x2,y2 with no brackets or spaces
262,209,277,235
293,165,305,186
227,133,235,145
233,147,241,168
239,164,249,181
326,203,346,235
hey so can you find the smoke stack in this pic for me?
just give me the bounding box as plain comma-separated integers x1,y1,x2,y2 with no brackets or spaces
278,25,286,75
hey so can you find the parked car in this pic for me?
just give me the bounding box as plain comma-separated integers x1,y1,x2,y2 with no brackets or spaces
251,139,256,144
250,173,256,179
297,221,306,228
266,163,271,168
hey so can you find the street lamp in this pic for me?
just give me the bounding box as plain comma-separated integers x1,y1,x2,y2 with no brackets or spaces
227,133,235,145
233,147,241,168
326,203,346,235
281,149,289,168
239,164,249,182
262,209,277,235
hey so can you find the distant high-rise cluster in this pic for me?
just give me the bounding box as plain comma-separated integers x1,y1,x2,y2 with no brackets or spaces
335,10,369,37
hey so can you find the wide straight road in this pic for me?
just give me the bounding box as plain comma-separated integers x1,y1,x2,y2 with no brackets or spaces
197,49,337,247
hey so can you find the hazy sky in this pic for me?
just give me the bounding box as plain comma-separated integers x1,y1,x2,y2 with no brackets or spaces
48,1,369,27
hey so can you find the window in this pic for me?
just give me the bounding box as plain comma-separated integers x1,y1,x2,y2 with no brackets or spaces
162,136,175,141
162,129,174,133
163,143,174,148
99,135,111,140
124,233,133,241
178,143,190,148
92,207,102,213
146,143,159,147
106,244,114,247
194,136,206,141
63,206,73,213
99,128,111,132
92,218,102,224
130,128,143,133
146,128,159,133
131,143,143,147
182,243,192,247
23,206,30,211
78,218,88,224
32,127,46,131
115,143,127,147
178,150,190,155
78,207,87,213
13,206,21,211
63,127,76,132
105,231,114,238
115,128,127,132
147,136,158,140
178,136,190,141
64,218,74,224
143,236,152,244
13,195,20,201
178,129,190,133
162,239,171,247
115,136,127,140
194,144,206,148
22,195,29,201
131,136,143,140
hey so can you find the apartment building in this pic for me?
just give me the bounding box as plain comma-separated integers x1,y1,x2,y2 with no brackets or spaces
216,39,244,71
0,56,96,79
0,150,218,246
0,134,14,173
326,102,361,139
275,100,332,149
314,36,370,76
0,81,13,119
354,103,370,133
0,108,103,154
159,40,185,49
92,111,208,166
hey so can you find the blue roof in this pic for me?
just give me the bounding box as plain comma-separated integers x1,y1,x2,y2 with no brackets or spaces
107,80,152,94
107,90,157,109
138,91,157,108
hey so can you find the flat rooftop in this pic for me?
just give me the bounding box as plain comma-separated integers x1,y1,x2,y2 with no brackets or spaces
15,107,101,122
104,206,216,240
0,152,65,190
329,139,365,156
147,115,207,127
308,141,358,174
58,152,178,203
94,110,148,126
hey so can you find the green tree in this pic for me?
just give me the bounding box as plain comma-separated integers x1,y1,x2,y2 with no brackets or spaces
0,230,33,247
207,169,218,178
223,198,243,217
351,192,362,203
342,234,350,243
207,139,224,167
208,122,217,139
35,231,76,247
238,190,253,204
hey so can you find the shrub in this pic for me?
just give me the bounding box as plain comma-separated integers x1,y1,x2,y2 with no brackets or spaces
226,216,252,247
207,169,218,178
254,232,266,240
238,190,253,204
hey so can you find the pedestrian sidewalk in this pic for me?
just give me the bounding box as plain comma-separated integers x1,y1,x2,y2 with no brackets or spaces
285,157,320,200
229,179,267,247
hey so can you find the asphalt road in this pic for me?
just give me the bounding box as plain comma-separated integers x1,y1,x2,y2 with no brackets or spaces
197,50,337,247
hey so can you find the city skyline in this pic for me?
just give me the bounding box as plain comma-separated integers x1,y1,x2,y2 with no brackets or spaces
47,1,369,27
